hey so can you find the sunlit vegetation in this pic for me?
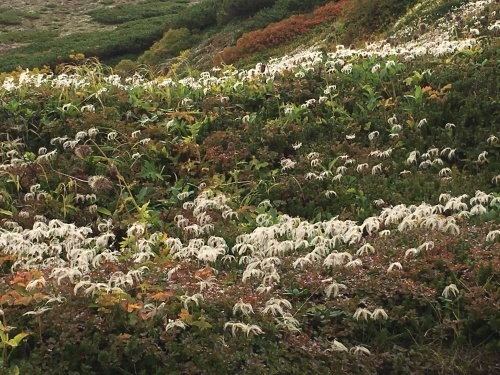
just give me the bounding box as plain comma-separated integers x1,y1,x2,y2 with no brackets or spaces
0,0,498,373
0,7,39,26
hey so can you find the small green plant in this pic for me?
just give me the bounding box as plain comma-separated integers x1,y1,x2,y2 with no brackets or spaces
0,311,29,371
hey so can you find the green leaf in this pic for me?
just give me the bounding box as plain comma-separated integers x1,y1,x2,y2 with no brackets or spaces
136,187,148,204
191,316,212,331
24,152,37,161
328,157,339,171
328,310,346,318
0,208,12,217
138,160,165,181
6,332,29,347
97,207,112,216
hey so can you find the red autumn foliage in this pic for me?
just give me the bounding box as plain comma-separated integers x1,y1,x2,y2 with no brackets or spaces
216,0,348,65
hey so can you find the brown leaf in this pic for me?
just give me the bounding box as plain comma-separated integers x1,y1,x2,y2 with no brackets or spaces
195,265,212,280
178,308,192,323
149,290,174,302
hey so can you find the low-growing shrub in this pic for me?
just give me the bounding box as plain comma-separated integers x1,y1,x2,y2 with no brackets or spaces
87,0,187,25
216,0,346,65
138,28,199,67
340,0,420,44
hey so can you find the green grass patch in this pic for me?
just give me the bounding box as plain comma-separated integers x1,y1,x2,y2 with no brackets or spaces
0,29,59,44
0,14,177,71
87,0,189,25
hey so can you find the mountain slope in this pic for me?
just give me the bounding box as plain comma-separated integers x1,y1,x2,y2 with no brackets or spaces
0,1,498,373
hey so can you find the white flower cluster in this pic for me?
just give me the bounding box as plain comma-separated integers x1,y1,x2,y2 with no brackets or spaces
0,218,163,296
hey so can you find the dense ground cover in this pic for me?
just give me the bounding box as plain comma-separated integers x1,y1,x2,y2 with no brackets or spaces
0,0,338,72
0,0,499,373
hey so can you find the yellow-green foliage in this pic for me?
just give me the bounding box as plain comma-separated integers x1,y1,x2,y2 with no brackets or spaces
114,59,139,77
340,0,420,43
138,28,197,66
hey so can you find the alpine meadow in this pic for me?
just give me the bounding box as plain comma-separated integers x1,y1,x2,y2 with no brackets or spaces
0,0,499,373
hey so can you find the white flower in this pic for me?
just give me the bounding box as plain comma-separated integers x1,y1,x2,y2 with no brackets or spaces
165,319,187,332
486,230,500,242
25,277,47,292
280,158,296,171
353,307,371,321
441,220,460,235
487,135,498,145
372,163,383,175
442,284,459,299
262,297,292,316
387,262,403,273
417,118,427,128
405,248,419,258
126,223,145,238
181,293,204,311
224,321,263,337
277,313,301,332
368,131,379,141
81,104,95,112
439,167,452,177
353,163,366,173
322,279,347,298
371,64,381,74
371,308,388,320
23,306,52,316
477,151,488,163
350,345,371,356
292,141,302,150
324,252,352,267
379,229,391,237
387,114,398,126
356,243,375,256
88,127,99,137
304,98,316,107
341,63,353,74
329,339,348,352
107,131,118,141
324,85,336,94
325,190,337,198
233,300,254,317
345,258,362,268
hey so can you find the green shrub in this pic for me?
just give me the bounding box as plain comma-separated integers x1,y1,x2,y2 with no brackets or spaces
0,7,41,25
114,58,139,76
88,1,187,25
340,0,420,43
0,29,58,44
138,28,199,66
0,15,177,71
218,0,277,23
170,0,219,31
0,8,23,25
